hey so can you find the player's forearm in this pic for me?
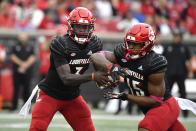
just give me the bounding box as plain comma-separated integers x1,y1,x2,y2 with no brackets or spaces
90,53,112,70
127,95,161,107
60,73,92,86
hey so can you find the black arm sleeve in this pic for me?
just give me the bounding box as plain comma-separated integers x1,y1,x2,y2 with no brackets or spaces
113,43,125,64
50,36,69,68
149,54,168,74
87,35,103,52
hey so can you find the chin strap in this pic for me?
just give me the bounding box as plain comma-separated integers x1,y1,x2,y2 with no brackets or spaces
74,36,88,44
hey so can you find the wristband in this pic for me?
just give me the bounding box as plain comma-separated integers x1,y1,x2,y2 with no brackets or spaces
92,72,94,81
150,95,163,103
107,64,113,70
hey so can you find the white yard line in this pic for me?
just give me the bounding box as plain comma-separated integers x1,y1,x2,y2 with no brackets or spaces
0,123,71,128
0,113,195,122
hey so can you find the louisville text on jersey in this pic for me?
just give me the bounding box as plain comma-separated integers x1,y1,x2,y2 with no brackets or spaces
69,59,90,65
124,69,144,80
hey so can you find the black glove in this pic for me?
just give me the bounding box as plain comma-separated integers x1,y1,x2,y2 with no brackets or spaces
104,92,128,101
107,64,122,83
119,68,131,78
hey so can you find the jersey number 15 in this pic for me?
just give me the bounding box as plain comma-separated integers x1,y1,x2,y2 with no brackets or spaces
127,78,144,96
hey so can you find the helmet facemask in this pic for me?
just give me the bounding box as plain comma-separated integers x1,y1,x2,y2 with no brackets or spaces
71,24,94,44
125,41,148,59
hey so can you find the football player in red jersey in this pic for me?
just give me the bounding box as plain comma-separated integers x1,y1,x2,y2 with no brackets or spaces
90,23,186,131
29,7,112,131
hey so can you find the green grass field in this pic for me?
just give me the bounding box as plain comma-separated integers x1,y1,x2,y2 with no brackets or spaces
0,107,196,131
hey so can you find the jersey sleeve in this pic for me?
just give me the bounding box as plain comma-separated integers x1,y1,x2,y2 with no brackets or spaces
87,35,103,52
50,36,69,68
149,54,168,74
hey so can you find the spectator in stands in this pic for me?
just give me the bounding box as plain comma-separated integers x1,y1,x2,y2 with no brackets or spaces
183,0,196,36
57,0,71,25
10,32,35,111
38,9,57,30
0,1,16,28
155,0,170,20
81,0,97,15
141,0,155,16
110,0,118,16
159,16,171,36
130,1,145,23
14,1,31,30
163,28,193,118
117,12,139,33
95,0,113,19
44,0,60,25
36,0,49,10
38,36,50,80
168,0,185,29
116,0,128,17
29,3,45,29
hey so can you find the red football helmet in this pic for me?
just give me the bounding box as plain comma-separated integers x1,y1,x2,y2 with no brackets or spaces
124,23,156,59
67,7,95,44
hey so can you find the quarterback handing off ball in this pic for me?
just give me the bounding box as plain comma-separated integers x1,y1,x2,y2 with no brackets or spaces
93,63,124,90
96,75,114,90
96,75,124,90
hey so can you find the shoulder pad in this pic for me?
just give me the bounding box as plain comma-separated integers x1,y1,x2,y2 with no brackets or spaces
114,43,125,59
50,35,70,56
149,52,168,74
86,35,103,52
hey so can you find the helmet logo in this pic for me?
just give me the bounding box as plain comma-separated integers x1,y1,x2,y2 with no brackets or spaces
71,53,76,56
79,19,89,23
121,58,127,63
127,35,135,41
149,28,155,42
67,7,95,44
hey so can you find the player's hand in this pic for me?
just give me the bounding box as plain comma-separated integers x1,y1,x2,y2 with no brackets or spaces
94,71,113,86
96,81,117,90
104,92,128,101
119,68,131,78
107,64,123,83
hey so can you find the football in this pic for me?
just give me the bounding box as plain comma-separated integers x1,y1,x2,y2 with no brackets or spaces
96,76,114,90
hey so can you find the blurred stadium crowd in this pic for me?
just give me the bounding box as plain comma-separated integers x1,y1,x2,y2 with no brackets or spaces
0,0,196,35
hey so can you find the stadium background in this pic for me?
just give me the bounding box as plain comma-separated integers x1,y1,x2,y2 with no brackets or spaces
0,0,196,130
